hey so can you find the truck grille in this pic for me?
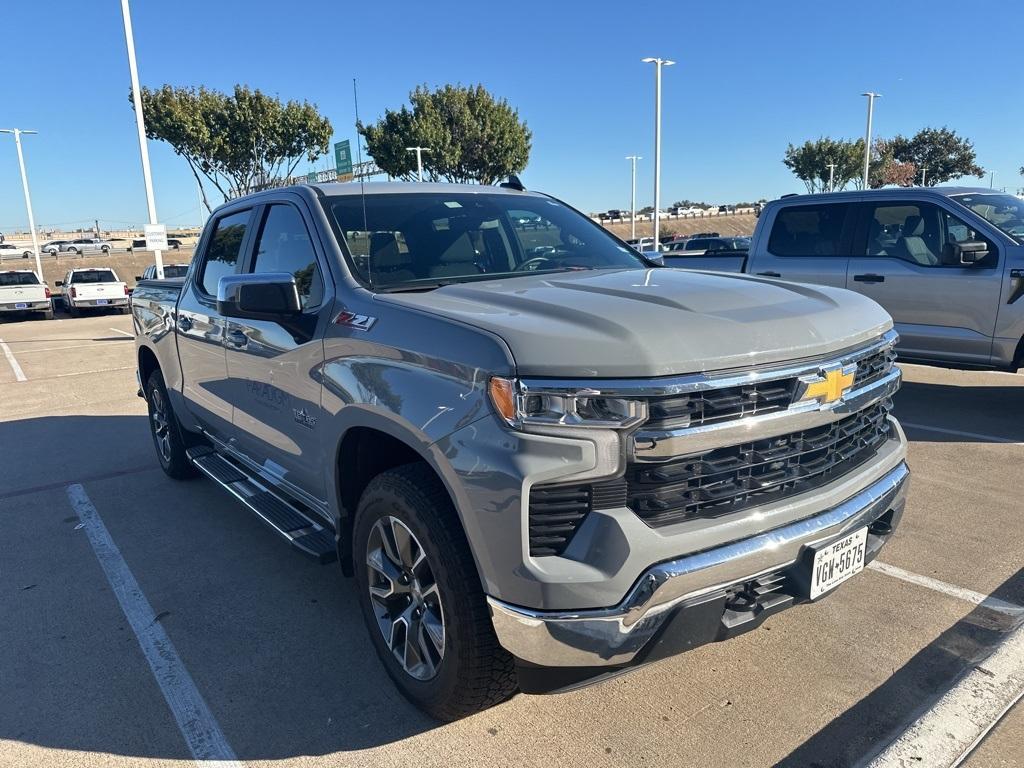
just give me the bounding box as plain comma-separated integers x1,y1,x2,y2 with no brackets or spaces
645,343,895,430
626,400,892,528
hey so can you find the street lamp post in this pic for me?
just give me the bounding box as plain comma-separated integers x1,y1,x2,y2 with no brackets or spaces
120,0,164,279
0,129,43,279
990,171,996,189
642,57,674,249
861,92,881,188
920,167,929,187
826,162,837,193
405,146,431,182
626,155,642,239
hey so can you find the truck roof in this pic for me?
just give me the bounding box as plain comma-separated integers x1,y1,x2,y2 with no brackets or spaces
225,181,544,208
772,186,997,205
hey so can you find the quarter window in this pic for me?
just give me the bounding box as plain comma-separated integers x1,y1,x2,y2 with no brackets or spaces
767,204,850,257
250,204,323,309
198,210,250,296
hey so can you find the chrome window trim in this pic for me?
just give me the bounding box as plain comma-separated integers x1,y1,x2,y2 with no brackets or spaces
518,329,898,398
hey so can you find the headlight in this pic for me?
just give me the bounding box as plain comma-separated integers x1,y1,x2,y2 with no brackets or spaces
488,377,647,429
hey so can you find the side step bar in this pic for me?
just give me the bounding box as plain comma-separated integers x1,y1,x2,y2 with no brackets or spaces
187,446,337,564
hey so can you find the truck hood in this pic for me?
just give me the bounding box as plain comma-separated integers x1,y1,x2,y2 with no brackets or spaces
375,268,893,378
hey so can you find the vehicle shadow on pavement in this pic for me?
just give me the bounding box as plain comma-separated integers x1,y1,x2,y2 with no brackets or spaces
776,568,1024,768
1,414,442,761
893,381,1024,443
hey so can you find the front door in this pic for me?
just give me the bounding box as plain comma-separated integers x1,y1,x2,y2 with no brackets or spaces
223,199,331,503
846,200,1002,366
175,207,253,439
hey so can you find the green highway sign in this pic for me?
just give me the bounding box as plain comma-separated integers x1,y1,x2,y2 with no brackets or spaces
334,140,353,176
307,171,318,183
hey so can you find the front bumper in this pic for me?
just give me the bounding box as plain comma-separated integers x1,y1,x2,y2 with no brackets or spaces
488,461,908,686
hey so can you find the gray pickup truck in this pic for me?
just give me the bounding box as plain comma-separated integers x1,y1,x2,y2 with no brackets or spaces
131,181,909,720
665,187,1024,371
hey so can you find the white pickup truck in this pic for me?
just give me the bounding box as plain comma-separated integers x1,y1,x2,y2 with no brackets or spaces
57,267,129,316
0,270,54,319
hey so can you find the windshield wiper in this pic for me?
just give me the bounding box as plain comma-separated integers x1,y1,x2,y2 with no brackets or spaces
375,280,456,293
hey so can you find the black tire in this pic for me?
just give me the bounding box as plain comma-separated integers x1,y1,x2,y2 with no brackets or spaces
66,301,78,318
353,464,517,721
101,246,110,254
145,368,197,480
42,308,54,320
66,247,78,255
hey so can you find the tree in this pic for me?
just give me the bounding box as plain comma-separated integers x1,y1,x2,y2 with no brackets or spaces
134,85,332,212
867,139,916,188
358,84,531,185
783,137,863,193
887,127,983,186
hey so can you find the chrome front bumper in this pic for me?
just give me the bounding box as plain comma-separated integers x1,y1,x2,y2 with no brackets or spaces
488,461,909,668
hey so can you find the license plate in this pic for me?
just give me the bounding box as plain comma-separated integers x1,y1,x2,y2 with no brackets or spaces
810,527,868,599
15,302,27,309
96,299,109,305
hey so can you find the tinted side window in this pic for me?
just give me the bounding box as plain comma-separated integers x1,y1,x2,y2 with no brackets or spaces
250,204,323,309
198,210,250,296
768,204,849,257
865,202,997,268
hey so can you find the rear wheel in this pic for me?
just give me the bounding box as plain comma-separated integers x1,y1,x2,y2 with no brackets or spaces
66,300,78,317
41,308,54,320
145,368,197,480
353,464,517,721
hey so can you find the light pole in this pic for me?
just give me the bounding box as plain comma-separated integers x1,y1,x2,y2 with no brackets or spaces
990,171,996,189
826,162,837,193
626,155,642,239
642,57,674,248
920,167,929,187
405,146,431,182
861,92,881,188
0,129,43,279
120,0,164,279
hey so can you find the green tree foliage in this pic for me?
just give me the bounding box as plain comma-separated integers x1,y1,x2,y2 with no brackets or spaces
358,84,531,185
887,127,983,186
782,137,863,193
134,85,332,211
869,139,916,188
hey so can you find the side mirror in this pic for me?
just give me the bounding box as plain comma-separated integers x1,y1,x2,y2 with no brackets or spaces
55,280,63,287
642,250,665,266
950,240,989,265
217,273,301,320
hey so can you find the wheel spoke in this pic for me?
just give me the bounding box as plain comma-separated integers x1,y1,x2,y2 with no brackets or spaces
421,607,445,657
389,517,417,569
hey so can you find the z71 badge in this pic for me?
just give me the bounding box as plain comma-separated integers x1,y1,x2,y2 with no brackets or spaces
334,310,376,331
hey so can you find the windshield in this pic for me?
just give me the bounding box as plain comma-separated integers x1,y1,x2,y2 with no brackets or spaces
0,272,40,286
71,270,117,283
324,192,645,290
951,193,1024,241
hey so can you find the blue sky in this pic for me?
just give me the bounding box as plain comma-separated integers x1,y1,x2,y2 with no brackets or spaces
1,0,1021,232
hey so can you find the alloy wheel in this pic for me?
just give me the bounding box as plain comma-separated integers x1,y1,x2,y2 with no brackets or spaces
148,386,172,463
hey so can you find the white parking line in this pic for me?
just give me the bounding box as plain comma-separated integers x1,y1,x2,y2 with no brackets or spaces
66,484,242,766
0,337,27,381
109,327,134,337
900,421,1023,446
868,561,1023,616
867,622,1024,768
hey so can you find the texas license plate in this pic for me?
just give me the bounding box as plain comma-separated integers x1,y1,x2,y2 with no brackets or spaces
15,302,27,309
96,299,108,305
809,527,868,599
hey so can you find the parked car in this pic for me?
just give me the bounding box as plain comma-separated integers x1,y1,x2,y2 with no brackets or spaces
718,204,735,213
57,267,129,316
131,181,908,719
0,243,34,260
666,236,750,257
670,187,1024,371
129,238,183,252
627,236,667,252
40,240,69,254
136,263,190,280
0,269,53,319
60,238,113,254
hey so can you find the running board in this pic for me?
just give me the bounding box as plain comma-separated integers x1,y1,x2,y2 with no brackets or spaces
187,447,337,564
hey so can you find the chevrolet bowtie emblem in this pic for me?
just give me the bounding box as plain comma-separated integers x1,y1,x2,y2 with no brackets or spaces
797,365,856,404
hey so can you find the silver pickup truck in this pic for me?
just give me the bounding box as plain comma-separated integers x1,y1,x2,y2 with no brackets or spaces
664,187,1024,371
131,182,909,720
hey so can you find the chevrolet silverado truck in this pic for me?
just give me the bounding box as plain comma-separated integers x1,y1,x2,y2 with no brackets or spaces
57,267,130,316
131,182,908,720
0,269,53,319
668,187,1024,371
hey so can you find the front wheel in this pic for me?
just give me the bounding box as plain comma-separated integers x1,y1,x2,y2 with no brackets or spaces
145,369,197,480
101,246,110,254
353,464,517,721
66,247,78,255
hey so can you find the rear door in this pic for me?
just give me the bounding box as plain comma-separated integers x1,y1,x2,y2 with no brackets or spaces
846,199,1003,365
746,201,857,287
223,198,331,502
175,207,253,439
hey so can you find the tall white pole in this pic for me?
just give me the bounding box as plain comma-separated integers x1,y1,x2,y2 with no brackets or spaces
626,155,641,240
827,162,836,193
643,58,674,249
120,0,163,279
861,92,880,188
1,129,43,280
196,179,206,230
990,171,996,189
405,146,430,182
920,167,928,187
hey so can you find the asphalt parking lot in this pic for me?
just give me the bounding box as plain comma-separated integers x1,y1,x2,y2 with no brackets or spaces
1,311,1021,768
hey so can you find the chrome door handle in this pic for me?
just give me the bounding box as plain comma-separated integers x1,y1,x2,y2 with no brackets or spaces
853,274,885,283
225,328,248,348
